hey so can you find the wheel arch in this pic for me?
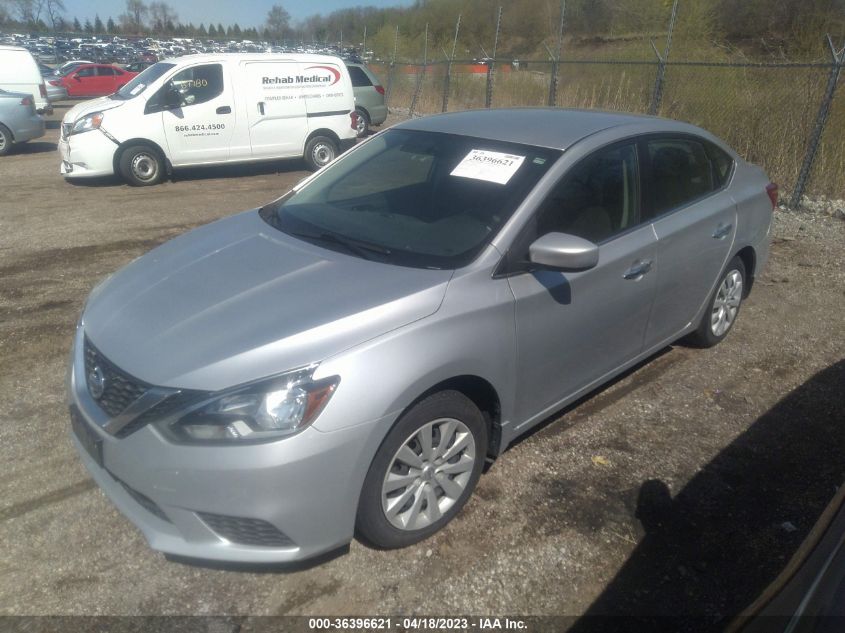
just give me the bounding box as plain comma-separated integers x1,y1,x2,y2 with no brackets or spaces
113,138,171,176
734,245,756,297
396,375,503,462
305,128,341,148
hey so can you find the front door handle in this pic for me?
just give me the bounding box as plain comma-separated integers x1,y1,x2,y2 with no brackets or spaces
216,105,231,114
712,223,733,239
257,102,265,115
623,259,654,280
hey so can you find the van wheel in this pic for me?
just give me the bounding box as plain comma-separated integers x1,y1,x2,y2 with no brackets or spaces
0,124,12,156
354,108,370,137
356,390,487,549
119,145,164,186
304,136,338,171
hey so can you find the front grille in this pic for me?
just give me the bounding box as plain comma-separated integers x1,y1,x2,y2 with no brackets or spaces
84,337,148,417
115,390,203,438
116,478,172,523
196,512,296,548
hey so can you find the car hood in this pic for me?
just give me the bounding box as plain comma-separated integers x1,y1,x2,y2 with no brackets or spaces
62,96,124,124
83,210,453,392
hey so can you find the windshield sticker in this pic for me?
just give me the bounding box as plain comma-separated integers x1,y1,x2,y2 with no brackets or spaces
130,84,145,95
450,149,526,185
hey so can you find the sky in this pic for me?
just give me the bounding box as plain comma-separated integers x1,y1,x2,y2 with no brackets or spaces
61,0,414,31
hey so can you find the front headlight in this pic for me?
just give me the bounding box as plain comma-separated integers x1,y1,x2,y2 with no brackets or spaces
69,112,104,136
159,367,339,444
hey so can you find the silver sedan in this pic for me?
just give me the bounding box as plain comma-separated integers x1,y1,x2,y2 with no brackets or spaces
68,108,774,563
0,88,45,155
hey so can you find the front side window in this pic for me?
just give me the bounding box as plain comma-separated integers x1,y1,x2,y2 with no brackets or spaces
168,64,224,107
534,143,640,244
263,129,561,269
648,138,714,216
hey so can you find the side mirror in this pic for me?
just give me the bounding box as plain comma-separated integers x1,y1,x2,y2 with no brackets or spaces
528,232,599,271
72,74,81,81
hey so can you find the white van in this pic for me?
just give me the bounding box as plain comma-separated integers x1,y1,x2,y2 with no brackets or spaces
0,46,51,114
59,54,359,185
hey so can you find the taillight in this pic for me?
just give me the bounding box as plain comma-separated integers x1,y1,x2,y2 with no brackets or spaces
20,96,32,106
765,182,778,209
375,85,385,95
350,110,359,130
39,83,47,98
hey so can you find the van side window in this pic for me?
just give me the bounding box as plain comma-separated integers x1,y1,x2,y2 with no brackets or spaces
534,143,640,244
169,64,224,107
647,138,714,216
347,66,372,88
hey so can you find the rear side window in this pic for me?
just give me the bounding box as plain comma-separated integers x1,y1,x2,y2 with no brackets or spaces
76,67,95,78
99,67,117,76
347,66,372,88
647,139,714,216
170,64,224,106
705,141,735,188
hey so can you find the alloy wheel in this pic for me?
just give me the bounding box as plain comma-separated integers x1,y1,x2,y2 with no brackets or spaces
710,269,743,337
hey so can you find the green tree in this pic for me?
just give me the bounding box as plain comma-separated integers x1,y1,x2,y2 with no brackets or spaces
208,23,217,36
83,18,92,33
94,14,104,33
72,16,81,31
106,16,116,33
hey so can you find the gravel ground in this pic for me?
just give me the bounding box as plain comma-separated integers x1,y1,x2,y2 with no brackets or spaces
1,104,844,627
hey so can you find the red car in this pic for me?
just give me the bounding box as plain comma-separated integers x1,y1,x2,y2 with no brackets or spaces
56,64,138,98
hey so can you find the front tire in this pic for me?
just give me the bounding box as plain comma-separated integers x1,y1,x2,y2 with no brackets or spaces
356,390,487,549
119,144,164,186
0,124,13,156
303,135,338,171
688,255,746,347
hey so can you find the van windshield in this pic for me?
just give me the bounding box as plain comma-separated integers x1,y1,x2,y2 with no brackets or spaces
113,62,175,100
263,129,560,269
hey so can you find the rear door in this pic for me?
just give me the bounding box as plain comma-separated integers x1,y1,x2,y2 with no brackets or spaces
242,60,307,158
641,136,738,349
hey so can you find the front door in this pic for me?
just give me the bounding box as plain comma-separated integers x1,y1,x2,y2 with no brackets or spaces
508,141,658,426
159,63,236,165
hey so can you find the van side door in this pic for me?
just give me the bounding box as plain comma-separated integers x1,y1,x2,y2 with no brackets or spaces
242,61,308,158
153,63,236,165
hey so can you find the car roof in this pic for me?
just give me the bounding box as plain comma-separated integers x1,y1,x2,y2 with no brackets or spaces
394,107,707,151
158,53,345,66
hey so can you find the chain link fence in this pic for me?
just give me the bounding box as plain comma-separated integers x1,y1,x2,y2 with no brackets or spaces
370,56,844,202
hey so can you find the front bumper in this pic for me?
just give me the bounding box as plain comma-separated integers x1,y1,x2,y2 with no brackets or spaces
59,129,118,178
67,325,392,563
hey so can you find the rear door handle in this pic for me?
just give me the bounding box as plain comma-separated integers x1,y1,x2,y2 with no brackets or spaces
623,259,653,280
216,105,231,114
257,102,265,115
712,223,733,239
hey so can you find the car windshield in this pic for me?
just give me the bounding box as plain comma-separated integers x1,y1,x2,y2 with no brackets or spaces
263,129,560,269
113,62,175,100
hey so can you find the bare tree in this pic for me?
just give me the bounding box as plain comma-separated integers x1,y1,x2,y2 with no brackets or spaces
45,0,64,31
149,1,176,34
265,4,291,42
13,0,45,24
120,0,147,33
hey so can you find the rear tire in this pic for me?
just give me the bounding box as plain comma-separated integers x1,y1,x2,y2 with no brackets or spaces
688,255,746,348
0,124,13,156
356,390,487,549
119,144,164,186
354,108,370,138
303,135,338,171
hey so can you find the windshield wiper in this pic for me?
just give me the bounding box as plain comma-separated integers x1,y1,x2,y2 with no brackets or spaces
286,229,392,261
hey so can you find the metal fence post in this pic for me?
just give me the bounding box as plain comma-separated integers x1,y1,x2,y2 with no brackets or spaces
789,35,845,208
485,6,503,109
649,0,678,115
548,0,565,107
409,23,428,117
384,27,399,109
442,14,461,113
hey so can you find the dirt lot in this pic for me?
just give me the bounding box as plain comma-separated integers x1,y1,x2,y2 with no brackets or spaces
1,103,844,628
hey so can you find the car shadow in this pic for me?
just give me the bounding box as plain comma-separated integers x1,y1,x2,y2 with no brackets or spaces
45,120,61,130
15,141,57,154
170,159,309,183
566,359,845,632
